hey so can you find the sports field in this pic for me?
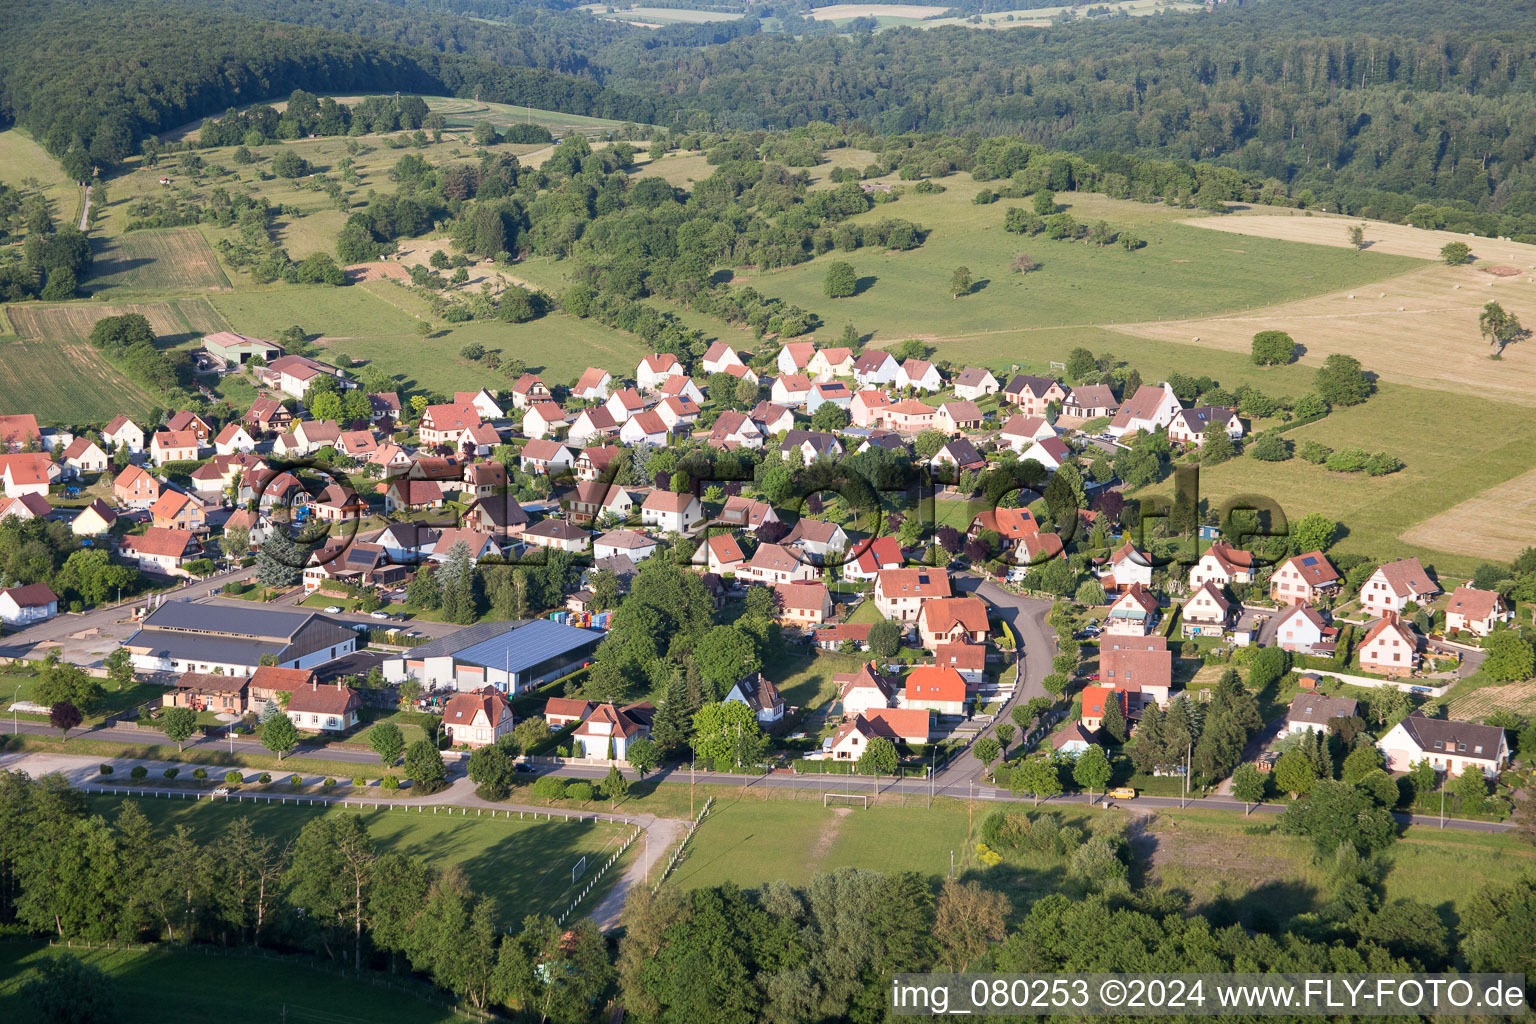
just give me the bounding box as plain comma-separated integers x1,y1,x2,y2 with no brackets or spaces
82,794,634,921
0,944,459,1024
85,227,230,293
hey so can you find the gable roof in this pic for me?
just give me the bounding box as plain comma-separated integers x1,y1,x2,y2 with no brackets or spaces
520,438,573,463
705,532,747,565
120,526,197,558
1372,557,1439,599
853,350,895,373
877,568,951,599
1003,374,1061,399
1446,586,1501,621
954,367,995,388
1277,602,1329,633
287,682,361,716
1397,711,1504,762
749,543,805,574
443,687,511,728
1111,383,1179,428
1286,693,1358,727
918,596,988,635
904,665,966,703
1065,384,1119,410
0,414,41,447
936,438,985,466
1281,551,1340,586
0,582,57,608
939,400,983,422
781,341,816,369
729,671,783,714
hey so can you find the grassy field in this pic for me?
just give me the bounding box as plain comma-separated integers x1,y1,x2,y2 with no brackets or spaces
81,794,633,922
0,945,459,1024
768,648,869,710
1143,807,1536,931
725,184,1421,353
583,3,746,25
84,227,230,294
0,128,80,233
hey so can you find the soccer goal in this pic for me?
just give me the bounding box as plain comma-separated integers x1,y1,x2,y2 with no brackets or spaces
571,855,587,885
824,793,869,809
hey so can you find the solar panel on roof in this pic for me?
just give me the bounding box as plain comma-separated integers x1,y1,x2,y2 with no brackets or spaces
1301,556,1317,566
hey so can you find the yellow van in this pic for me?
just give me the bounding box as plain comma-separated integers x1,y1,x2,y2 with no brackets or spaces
1107,787,1137,800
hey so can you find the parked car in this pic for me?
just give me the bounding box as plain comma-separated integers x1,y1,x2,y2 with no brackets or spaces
212,786,230,796
369,610,390,620
514,762,537,774
1108,787,1137,800
324,605,343,613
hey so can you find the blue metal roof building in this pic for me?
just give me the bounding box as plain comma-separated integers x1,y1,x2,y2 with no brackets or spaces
382,618,601,694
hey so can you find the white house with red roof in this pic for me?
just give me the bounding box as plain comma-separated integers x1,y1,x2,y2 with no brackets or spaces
702,343,748,376
835,662,901,717
874,568,951,622
454,388,504,420
572,367,613,401
1020,436,1071,472
118,527,199,575
286,679,362,733
1099,636,1173,707
1360,557,1440,617
443,687,514,747
1271,551,1340,605
573,702,654,758
60,437,109,475
827,708,931,758
918,596,989,649
619,410,670,447
1101,542,1154,590
777,341,817,376
1274,602,1333,655
750,401,796,436
1188,541,1256,588
71,498,118,537
771,373,814,407
702,532,747,574
953,367,1000,401
656,395,700,431
0,454,58,498
519,439,575,476
149,430,200,466
719,496,779,533
103,415,145,454
658,375,705,404
1445,587,1509,637
0,414,40,452
1181,582,1233,637
897,359,943,392
637,353,682,391
999,414,1056,453
1358,612,1419,677
1104,585,1159,636
706,411,763,449
1107,382,1183,439
263,355,352,399
510,373,549,409
934,642,986,686
843,535,905,581
850,390,892,428
522,402,568,440
419,404,480,447
808,346,855,381
902,666,967,716
0,583,57,626
641,490,703,534
213,423,257,456
604,388,646,424
852,350,899,388
739,543,817,585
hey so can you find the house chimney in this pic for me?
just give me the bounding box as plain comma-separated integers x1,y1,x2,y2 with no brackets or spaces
336,678,342,691
1384,609,1398,625
312,679,318,692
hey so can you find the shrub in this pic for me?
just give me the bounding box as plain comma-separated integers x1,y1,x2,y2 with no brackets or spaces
224,770,242,785
323,777,337,788
567,781,595,803
192,767,207,780
352,775,367,787
130,765,148,780
163,767,179,780
380,774,400,790
533,775,567,801
258,773,272,784
289,774,302,786
98,764,113,775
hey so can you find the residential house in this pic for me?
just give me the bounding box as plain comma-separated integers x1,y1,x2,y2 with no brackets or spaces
968,507,1040,546
749,401,796,437
656,395,701,432
61,437,109,475
574,445,621,482
1016,530,1064,567
1282,694,1359,738
874,568,952,622
719,496,780,533
1102,542,1154,590
245,398,292,436
1019,436,1070,472
189,452,263,498
740,543,818,585
594,531,657,562
263,355,352,399
335,430,380,460
303,542,406,595
771,373,814,407
0,454,58,498
102,415,146,454
545,697,597,729
118,527,199,575
165,411,213,445
1107,382,1183,439
1099,638,1172,706
1378,710,1509,778
706,411,763,450
918,597,989,649
852,351,899,388
573,367,613,401
935,401,983,433
0,494,50,522
383,478,444,514
150,488,207,532
1445,587,1510,637
931,438,986,472
1271,552,1341,605
884,399,935,433
604,388,646,424
510,373,550,409
1275,603,1333,655
773,581,833,626
843,535,904,581
1002,375,1067,416
521,519,591,553
1358,612,1419,677
286,680,362,733
374,523,438,564
0,583,57,626
702,343,748,377
213,423,257,455
657,373,703,404
777,341,816,376
0,414,39,451
1188,541,1256,588
458,422,501,457
419,404,481,448
149,430,200,466
828,709,931,758
568,406,619,447
569,480,634,525
1080,686,1130,732
572,702,654,758
463,492,528,541
1361,558,1441,618
201,331,281,368
164,672,248,716
1061,385,1120,420
71,498,118,537
953,367,1000,401
1104,585,1159,636
113,465,163,509
222,509,273,549
522,402,568,441
281,418,341,456
836,663,901,717
1168,406,1243,446
934,642,986,686
808,347,855,381
902,666,967,716
1181,582,1233,637
999,414,1056,454
722,362,760,386
780,430,842,467
725,672,784,724
242,468,307,510
1052,722,1100,756
807,381,854,415
454,389,504,421
636,353,682,391
519,439,576,477
785,518,847,563
897,359,943,392
850,390,893,428
702,532,747,574
619,410,670,447
311,484,368,522
443,687,515,748
367,392,401,423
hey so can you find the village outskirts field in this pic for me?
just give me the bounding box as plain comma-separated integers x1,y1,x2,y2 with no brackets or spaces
4,93,1536,572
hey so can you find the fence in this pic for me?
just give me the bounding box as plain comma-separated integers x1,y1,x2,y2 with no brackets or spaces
554,823,644,926
97,787,639,827
651,795,714,893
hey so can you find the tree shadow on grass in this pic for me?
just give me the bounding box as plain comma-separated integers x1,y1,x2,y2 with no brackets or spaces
853,276,877,297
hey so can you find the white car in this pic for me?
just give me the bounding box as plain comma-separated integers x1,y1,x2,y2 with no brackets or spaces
324,605,343,614
370,610,390,620
211,786,230,796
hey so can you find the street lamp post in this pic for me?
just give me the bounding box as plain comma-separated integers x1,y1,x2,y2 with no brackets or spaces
12,683,22,735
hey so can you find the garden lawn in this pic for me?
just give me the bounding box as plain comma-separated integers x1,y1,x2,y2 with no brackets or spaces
0,944,458,1024
768,649,868,710
80,795,633,923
